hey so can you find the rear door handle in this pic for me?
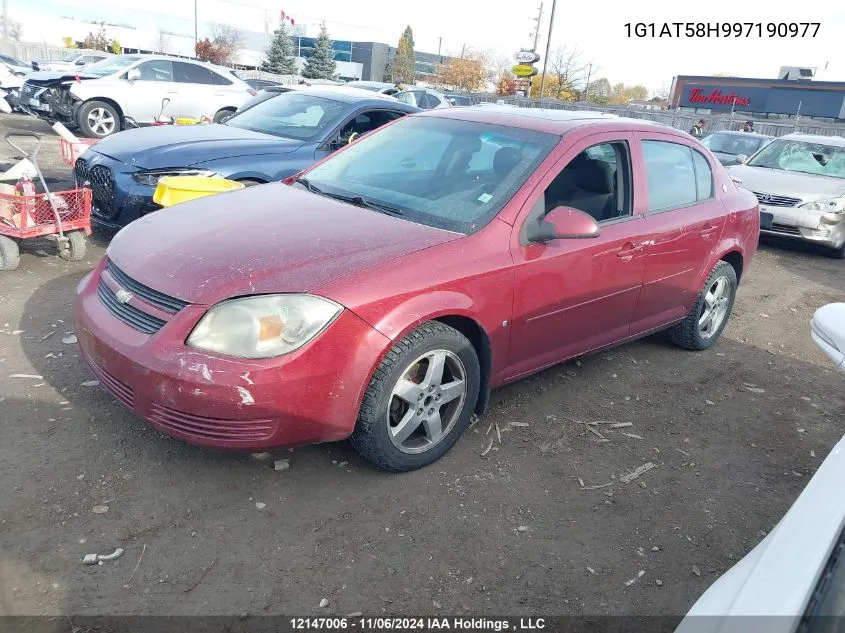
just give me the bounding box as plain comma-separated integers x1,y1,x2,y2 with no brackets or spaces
700,223,719,237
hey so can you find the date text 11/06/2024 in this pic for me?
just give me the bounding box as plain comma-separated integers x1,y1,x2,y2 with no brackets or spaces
290,618,546,631
624,22,820,38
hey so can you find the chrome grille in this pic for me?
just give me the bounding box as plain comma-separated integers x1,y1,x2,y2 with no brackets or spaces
88,165,114,215
74,157,89,184
97,280,166,334
752,191,801,207
105,259,188,314
19,82,38,101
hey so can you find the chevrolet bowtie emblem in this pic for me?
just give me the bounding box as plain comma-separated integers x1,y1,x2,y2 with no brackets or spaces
115,289,133,304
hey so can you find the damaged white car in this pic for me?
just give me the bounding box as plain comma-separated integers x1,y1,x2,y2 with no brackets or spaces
19,54,256,138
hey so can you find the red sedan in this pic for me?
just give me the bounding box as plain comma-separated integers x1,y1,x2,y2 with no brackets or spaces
74,107,759,471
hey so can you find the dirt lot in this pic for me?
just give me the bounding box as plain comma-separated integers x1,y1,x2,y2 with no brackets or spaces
0,112,843,618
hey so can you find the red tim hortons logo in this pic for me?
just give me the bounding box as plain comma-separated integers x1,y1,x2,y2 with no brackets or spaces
688,88,751,107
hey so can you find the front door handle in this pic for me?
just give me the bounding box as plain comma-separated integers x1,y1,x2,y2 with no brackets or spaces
617,242,644,259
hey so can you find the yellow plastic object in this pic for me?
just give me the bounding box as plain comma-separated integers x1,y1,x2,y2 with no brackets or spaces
153,176,245,207
176,117,202,125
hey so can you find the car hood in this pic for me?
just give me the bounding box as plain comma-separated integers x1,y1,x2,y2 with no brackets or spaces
107,183,460,305
90,124,304,169
728,164,845,201
711,152,739,166
676,434,845,633
24,70,99,86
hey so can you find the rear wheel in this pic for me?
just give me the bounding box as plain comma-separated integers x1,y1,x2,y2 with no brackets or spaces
670,260,737,351
0,234,21,270
350,322,480,472
78,101,120,138
213,108,235,124
58,230,86,262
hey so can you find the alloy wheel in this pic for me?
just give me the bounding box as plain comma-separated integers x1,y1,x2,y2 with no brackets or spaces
387,349,467,454
87,108,116,136
698,275,731,339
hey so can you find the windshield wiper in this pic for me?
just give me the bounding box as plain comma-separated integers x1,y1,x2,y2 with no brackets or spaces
310,188,403,216
295,176,322,194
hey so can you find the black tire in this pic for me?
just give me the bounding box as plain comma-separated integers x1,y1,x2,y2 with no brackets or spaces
58,230,86,262
77,100,121,138
350,321,481,472
670,260,738,351
213,108,235,124
0,234,21,271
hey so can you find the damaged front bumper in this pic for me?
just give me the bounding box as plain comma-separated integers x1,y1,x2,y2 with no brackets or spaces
19,81,80,125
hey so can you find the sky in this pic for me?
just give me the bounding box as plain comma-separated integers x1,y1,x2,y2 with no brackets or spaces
9,0,845,92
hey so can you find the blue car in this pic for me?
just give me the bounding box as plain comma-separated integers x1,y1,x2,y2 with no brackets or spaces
74,86,420,229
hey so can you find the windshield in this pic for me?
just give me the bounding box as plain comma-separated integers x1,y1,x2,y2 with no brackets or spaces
302,116,560,234
84,56,140,77
702,133,767,157
748,139,845,179
226,92,347,140
0,55,24,66
61,52,82,62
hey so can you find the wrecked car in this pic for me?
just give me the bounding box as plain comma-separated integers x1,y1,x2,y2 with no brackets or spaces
19,55,256,138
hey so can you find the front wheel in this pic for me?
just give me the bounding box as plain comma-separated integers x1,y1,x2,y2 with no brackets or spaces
350,322,480,472
77,101,120,138
670,260,738,351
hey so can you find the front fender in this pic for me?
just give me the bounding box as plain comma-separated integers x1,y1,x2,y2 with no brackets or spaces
367,290,479,341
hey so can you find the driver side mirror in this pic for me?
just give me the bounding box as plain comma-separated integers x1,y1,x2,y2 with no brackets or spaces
525,206,601,244
735,154,748,165
126,68,141,82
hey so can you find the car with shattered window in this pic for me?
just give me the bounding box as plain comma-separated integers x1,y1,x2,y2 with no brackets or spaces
74,86,419,229
728,133,845,258
75,106,759,472
19,54,255,138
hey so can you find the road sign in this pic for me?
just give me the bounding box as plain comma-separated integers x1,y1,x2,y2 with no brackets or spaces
512,64,538,78
514,51,540,64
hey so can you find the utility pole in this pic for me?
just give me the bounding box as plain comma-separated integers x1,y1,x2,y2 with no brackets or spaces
2,0,9,40
538,0,556,99
531,3,543,52
193,0,198,48
438,36,442,62
460,43,465,59
584,63,592,102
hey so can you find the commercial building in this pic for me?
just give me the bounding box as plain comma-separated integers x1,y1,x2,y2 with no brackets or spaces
669,74,845,122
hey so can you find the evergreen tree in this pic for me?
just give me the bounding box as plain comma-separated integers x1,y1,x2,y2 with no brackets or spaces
301,22,336,80
392,25,416,84
261,20,296,75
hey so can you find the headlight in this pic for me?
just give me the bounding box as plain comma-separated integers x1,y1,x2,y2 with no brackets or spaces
799,197,845,213
132,168,218,187
186,294,342,359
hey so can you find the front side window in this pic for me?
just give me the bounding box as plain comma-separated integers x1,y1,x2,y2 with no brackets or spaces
747,139,845,179
137,60,174,82
543,142,632,222
225,93,347,140
173,62,216,85
302,116,559,234
642,141,700,212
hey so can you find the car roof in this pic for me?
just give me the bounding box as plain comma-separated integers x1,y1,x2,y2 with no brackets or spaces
779,133,845,147
114,54,235,74
347,80,396,88
416,105,668,135
286,85,418,107
707,130,774,139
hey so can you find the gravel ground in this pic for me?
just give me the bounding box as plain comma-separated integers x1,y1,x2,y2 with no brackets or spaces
1,112,843,618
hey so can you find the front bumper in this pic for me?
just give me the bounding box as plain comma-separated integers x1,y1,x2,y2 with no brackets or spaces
74,260,391,450
75,153,161,229
759,204,845,249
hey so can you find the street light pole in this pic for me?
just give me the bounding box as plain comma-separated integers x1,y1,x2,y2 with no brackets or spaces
584,63,592,102
538,0,556,99
194,0,198,48
2,0,9,40
532,3,543,52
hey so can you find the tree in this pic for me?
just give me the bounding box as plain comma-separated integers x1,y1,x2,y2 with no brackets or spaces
208,22,244,65
434,56,486,92
1,16,22,41
110,40,122,55
261,20,296,75
63,36,77,49
548,46,587,100
608,82,649,105
82,22,110,52
392,26,415,84
155,29,170,54
530,74,560,99
588,77,611,103
301,22,336,79
195,38,220,63
496,72,516,96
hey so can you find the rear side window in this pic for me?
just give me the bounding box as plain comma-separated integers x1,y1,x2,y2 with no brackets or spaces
692,149,714,200
642,140,699,212
213,71,235,86
173,62,216,85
